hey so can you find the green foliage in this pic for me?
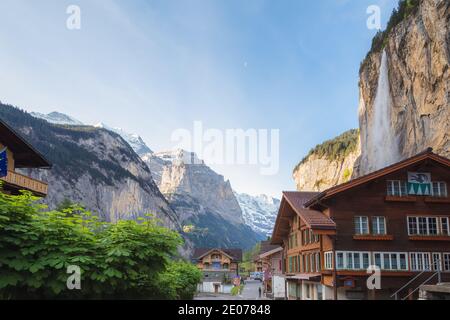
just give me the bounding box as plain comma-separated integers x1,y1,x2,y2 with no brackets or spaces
361,0,420,71
294,129,359,173
343,168,352,182
241,242,261,273
157,261,202,300
230,285,244,296
0,190,198,299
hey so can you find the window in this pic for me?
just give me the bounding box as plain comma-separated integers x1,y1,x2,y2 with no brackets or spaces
408,216,450,236
387,180,407,196
428,217,438,235
408,217,418,235
372,216,386,235
443,253,450,272
418,217,428,235
441,217,449,235
373,252,408,271
305,284,311,299
288,256,293,273
299,255,304,272
336,251,371,270
325,252,333,270
355,216,369,235
304,229,310,245
432,253,441,271
317,285,323,300
410,253,431,271
336,252,344,270
316,253,321,272
362,253,370,269
432,182,448,197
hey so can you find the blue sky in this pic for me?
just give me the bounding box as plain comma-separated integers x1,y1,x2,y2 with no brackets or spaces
0,0,398,197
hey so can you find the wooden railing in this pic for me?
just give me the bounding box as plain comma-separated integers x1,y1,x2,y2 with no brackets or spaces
0,170,48,196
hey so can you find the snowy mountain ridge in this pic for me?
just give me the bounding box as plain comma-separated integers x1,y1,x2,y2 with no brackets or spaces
234,192,280,237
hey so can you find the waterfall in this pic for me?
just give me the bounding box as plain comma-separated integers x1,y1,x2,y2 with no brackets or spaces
366,49,400,172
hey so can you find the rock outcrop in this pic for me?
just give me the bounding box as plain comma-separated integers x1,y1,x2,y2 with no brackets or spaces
294,0,449,190
0,104,180,230
357,0,449,175
293,129,360,191
144,149,265,249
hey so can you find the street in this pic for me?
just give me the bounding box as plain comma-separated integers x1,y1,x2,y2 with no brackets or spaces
194,280,266,300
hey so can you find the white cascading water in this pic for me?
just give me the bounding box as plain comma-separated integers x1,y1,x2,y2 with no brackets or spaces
366,49,400,172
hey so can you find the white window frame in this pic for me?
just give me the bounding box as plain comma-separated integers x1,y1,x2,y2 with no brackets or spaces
408,216,450,236
315,253,321,272
335,251,371,270
431,181,448,198
373,252,409,271
440,217,450,236
387,180,407,196
443,253,450,272
372,216,387,235
432,253,442,271
410,252,431,271
324,252,333,270
355,216,369,235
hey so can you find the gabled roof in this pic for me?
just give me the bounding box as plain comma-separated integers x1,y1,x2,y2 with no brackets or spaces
192,248,243,262
0,119,51,168
283,192,336,230
304,148,450,208
259,246,283,259
271,191,336,245
259,240,280,255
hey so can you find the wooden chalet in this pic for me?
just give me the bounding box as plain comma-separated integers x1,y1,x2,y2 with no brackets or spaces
193,248,243,294
272,149,450,300
0,119,50,197
193,248,242,273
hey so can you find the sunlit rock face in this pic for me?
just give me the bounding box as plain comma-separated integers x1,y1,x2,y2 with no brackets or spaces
295,0,449,189
357,0,449,176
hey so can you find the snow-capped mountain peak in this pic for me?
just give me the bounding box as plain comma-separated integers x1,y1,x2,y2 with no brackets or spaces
31,111,84,126
94,122,152,156
234,192,280,237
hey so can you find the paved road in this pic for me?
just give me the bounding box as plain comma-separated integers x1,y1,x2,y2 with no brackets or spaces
240,280,264,300
195,280,265,300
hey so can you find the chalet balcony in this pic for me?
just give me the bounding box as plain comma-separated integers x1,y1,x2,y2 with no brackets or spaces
0,170,48,197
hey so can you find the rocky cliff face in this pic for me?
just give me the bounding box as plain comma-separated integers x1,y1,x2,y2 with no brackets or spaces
0,104,180,230
144,149,264,249
357,0,449,175
294,0,449,190
234,192,280,237
293,129,360,192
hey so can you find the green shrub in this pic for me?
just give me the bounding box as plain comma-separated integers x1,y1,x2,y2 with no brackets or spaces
294,129,359,173
343,168,352,182
0,189,198,300
230,285,244,296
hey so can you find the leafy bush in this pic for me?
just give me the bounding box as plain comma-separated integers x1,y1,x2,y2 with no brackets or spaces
230,285,244,296
0,190,199,299
157,261,202,300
